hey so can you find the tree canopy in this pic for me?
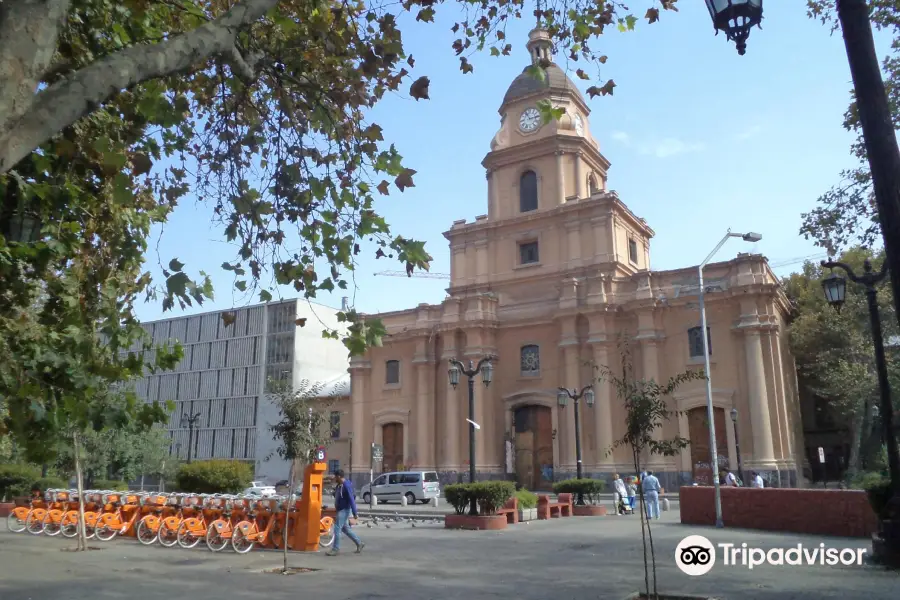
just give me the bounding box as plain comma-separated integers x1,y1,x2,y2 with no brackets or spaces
801,1,900,254
783,247,900,476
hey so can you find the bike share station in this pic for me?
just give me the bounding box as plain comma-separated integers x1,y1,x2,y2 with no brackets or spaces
7,446,337,554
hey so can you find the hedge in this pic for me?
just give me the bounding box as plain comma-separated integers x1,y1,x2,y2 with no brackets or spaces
92,479,128,491
444,481,516,515
0,464,40,501
853,472,893,518
175,460,253,494
33,477,67,492
553,478,606,503
515,489,538,509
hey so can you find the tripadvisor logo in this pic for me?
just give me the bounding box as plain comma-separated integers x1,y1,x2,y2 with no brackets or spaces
675,535,867,576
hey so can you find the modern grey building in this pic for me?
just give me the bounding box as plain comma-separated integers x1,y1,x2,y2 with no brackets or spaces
131,298,350,481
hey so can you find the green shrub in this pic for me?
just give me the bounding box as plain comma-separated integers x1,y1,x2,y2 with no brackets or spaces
175,460,253,494
33,477,67,492
0,463,40,501
444,484,469,515
852,471,893,518
515,489,538,509
92,479,128,491
553,478,606,503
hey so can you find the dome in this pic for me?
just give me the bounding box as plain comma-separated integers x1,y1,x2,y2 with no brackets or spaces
502,63,586,106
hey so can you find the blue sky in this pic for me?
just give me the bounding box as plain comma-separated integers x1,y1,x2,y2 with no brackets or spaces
134,2,890,322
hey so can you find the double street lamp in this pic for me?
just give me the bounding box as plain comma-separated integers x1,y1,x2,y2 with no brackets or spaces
448,356,494,516
820,259,900,518
181,411,201,464
557,385,595,505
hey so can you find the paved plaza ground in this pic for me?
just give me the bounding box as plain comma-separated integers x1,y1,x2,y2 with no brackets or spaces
0,508,895,600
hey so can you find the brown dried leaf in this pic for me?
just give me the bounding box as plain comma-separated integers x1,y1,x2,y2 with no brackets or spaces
410,76,430,100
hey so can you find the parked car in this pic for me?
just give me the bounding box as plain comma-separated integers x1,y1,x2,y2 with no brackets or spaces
275,479,304,498
242,481,276,497
359,471,440,505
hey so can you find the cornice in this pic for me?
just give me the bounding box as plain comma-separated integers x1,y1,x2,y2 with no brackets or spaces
482,134,611,173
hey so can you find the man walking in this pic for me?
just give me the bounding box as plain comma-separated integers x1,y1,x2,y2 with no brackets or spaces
641,470,662,520
326,469,364,556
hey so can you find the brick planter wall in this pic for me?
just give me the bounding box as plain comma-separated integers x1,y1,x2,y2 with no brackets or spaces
680,486,878,538
573,505,607,517
0,503,12,518
444,514,508,530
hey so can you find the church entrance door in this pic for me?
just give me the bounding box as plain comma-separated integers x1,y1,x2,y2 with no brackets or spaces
382,423,403,472
513,405,554,491
687,407,729,484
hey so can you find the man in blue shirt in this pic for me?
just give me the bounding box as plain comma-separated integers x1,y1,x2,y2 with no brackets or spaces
326,469,364,556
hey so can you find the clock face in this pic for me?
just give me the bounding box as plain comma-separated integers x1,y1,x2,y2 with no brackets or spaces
519,107,541,132
574,114,584,136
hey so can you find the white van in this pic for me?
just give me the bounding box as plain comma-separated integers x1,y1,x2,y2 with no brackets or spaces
360,471,441,505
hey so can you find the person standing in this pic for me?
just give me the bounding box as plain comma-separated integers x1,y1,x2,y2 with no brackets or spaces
326,469,364,556
641,470,661,520
721,468,739,487
612,474,628,515
750,471,764,488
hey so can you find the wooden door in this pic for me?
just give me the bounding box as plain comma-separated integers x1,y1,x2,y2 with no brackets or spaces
688,407,729,485
514,405,554,491
382,423,403,472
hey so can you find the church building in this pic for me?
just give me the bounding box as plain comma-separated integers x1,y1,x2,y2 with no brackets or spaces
341,28,806,491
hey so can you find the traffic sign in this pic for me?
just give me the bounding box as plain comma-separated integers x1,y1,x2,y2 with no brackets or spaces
315,446,326,462
818,447,825,464
371,443,384,461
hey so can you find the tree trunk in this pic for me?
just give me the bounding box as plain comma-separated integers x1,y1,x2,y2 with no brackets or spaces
634,449,650,599
73,431,88,551
283,464,296,573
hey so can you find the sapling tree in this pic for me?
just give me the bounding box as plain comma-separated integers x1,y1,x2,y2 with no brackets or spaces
597,343,701,600
267,378,333,571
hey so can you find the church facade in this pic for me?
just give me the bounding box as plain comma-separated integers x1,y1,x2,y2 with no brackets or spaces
344,28,806,491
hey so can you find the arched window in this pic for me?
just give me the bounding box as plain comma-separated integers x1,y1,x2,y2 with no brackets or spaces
589,175,599,195
520,345,540,376
520,170,538,213
688,327,711,358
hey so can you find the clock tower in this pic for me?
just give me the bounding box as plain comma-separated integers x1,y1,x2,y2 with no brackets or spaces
483,26,611,221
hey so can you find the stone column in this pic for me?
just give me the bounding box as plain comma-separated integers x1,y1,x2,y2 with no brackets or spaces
745,329,776,463
414,357,433,470
590,341,615,465
349,360,370,476
565,220,582,269
574,152,583,199
486,170,496,219
475,239,488,285
440,341,460,472
556,151,566,205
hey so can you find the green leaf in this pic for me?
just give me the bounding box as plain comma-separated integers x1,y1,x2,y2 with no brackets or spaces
168,258,185,272
260,290,273,302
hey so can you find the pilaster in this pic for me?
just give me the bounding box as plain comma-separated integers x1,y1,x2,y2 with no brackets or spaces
555,150,565,205
564,219,583,269
413,341,434,470
574,152,584,199
440,340,460,471
348,358,371,473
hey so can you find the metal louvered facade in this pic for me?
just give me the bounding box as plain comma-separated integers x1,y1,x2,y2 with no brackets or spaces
130,298,350,479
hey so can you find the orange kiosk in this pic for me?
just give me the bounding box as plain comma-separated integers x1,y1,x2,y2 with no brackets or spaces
289,448,327,551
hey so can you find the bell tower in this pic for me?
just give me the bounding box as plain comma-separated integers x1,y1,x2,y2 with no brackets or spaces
483,28,611,222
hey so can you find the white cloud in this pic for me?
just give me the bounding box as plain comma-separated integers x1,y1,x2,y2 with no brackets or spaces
609,131,704,159
736,125,763,141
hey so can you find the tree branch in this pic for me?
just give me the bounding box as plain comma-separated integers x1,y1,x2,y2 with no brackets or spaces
0,0,280,174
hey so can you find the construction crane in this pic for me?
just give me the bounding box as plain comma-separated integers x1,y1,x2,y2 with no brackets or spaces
374,270,451,279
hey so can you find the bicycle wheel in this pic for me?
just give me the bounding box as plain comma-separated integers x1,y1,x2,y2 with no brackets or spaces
41,510,62,536
82,511,98,540
136,516,159,546
205,520,230,552
25,509,46,535
176,518,202,550
59,511,79,538
231,522,256,554
6,508,29,533
319,522,335,549
94,515,119,542
157,517,181,547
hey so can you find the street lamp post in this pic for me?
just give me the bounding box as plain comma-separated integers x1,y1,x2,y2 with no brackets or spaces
730,408,745,486
181,411,201,464
448,356,494,516
820,259,900,519
557,385,595,505
698,230,762,529
348,431,354,483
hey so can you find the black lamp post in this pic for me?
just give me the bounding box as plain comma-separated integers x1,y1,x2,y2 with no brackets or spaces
704,0,763,56
557,385,594,505
448,356,494,516
821,259,900,531
181,411,202,464
730,407,745,486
